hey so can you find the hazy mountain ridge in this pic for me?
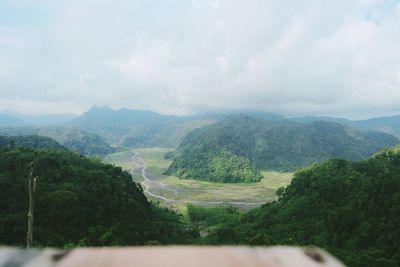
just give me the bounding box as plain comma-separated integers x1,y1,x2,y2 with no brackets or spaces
0,135,67,151
3,107,400,150
166,115,399,182
0,113,76,126
0,114,25,127
0,126,114,157
290,114,400,138
65,106,216,147
64,107,400,145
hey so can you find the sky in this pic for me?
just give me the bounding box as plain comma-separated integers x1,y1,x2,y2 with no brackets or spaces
0,0,399,119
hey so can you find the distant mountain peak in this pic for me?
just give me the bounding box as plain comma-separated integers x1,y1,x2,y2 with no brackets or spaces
87,105,114,113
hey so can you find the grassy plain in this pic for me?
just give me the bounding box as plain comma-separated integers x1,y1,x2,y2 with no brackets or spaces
104,147,293,211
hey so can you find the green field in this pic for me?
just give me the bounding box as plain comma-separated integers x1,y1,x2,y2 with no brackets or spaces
104,147,293,211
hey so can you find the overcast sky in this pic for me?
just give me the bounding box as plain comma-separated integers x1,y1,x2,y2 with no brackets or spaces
0,0,399,118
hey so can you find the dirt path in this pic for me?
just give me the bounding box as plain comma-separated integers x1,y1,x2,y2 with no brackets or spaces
131,154,264,209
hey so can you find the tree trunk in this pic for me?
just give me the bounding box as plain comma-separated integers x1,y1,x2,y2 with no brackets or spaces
27,162,36,249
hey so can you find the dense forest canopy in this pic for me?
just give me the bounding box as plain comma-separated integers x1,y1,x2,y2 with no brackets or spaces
0,126,115,157
192,148,400,267
0,147,192,247
0,135,67,151
0,136,399,266
166,115,399,183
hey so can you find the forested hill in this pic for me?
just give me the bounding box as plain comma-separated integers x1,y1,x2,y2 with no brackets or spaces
291,114,400,138
0,147,192,247
166,115,399,182
204,147,400,267
65,106,214,147
0,135,67,151
0,126,115,157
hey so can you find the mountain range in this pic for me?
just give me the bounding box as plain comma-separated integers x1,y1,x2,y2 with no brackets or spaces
60,107,400,149
0,126,114,157
64,106,215,147
2,106,400,150
165,115,399,182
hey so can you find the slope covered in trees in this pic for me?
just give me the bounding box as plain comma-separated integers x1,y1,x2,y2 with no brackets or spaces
65,106,214,147
0,147,192,247
291,114,400,138
166,115,399,182
195,149,400,266
0,135,67,151
0,126,115,157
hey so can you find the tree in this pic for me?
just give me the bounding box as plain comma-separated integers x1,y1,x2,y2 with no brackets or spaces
26,161,38,249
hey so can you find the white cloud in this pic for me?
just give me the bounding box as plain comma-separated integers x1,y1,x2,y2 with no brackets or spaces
0,0,399,118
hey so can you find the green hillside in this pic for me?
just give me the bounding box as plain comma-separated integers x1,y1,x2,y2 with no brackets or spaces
199,148,400,267
0,135,67,151
166,115,399,182
65,106,215,147
37,126,115,156
0,147,192,247
291,114,400,138
0,126,115,157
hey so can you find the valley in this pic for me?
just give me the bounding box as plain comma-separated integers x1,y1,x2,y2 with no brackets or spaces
104,147,293,211
2,2,400,265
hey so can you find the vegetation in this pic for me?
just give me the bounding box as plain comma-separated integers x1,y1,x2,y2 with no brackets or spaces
66,106,214,147
187,204,241,236
0,147,193,247
0,135,67,151
166,149,263,183
166,115,399,182
292,114,400,138
193,148,400,267
104,147,292,212
0,126,115,157
1,136,399,266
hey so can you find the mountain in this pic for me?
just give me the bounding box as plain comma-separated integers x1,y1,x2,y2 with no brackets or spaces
351,115,400,138
289,115,352,125
202,148,400,267
165,115,399,182
13,113,77,126
242,112,286,121
289,115,400,138
65,106,215,147
37,126,115,156
0,147,192,247
0,113,25,127
0,126,115,157
0,135,67,151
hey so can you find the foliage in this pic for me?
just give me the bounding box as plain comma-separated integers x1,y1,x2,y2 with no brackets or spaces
0,126,115,157
187,204,240,226
0,135,66,151
0,147,193,247
201,149,400,266
165,148,263,183
166,115,399,182
66,106,214,147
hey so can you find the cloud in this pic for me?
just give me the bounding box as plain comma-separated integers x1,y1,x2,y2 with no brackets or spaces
0,0,399,118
